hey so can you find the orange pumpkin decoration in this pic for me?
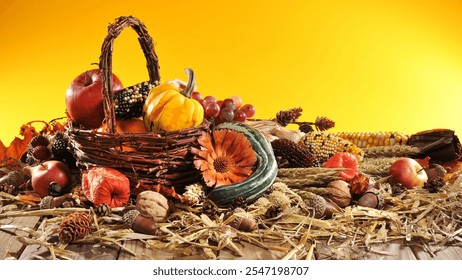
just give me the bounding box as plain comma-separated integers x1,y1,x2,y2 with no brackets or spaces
82,167,130,208
98,118,148,151
98,118,148,134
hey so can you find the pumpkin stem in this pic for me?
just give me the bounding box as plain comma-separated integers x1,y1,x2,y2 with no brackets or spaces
182,68,195,98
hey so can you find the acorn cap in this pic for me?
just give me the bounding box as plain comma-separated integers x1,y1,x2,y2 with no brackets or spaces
122,209,140,228
39,196,53,209
305,194,327,218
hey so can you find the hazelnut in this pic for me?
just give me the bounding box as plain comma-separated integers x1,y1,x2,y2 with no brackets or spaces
135,191,170,222
326,180,352,207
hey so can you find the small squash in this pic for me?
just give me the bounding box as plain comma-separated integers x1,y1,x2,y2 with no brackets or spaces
142,68,204,132
204,122,279,207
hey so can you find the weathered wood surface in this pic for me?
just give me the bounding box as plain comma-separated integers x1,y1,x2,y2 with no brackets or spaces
1,212,461,260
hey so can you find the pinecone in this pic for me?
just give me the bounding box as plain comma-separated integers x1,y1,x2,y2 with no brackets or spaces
275,107,303,127
230,196,247,210
95,203,112,216
30,135,50,148
32,145,52,161
0,184,16,194
314,116,335,131
202,199,220,218
58,212,92,243
298,122,314,133
271,138,318,168
424,177,445,193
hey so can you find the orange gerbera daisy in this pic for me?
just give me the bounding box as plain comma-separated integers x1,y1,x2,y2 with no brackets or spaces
191,129,258,188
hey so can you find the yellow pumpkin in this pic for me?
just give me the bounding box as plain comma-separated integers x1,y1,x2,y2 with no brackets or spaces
143,68,204,132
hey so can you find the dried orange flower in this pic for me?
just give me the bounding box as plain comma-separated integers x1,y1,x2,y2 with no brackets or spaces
191,129,257,188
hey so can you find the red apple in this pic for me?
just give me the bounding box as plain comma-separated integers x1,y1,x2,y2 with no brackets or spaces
388,157,428,189
65,69,123,129
29,160,71,197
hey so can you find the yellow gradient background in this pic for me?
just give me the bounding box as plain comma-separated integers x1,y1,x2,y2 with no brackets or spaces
1,0,461,144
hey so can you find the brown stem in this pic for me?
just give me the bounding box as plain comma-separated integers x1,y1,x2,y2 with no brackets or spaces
182,68,195,98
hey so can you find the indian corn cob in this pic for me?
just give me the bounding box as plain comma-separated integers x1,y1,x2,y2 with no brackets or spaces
298,131,365,163
113,81,157,119
331,131,409,148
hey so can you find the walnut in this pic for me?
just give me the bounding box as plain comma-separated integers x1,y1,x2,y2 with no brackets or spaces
326,180,352,208
135,191,170,222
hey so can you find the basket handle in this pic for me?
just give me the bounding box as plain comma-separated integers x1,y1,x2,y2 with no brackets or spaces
99,16,161,133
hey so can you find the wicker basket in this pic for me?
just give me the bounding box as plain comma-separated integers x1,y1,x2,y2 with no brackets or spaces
67,16,210,195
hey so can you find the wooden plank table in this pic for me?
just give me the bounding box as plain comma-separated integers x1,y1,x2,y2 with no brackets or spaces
2,215,461,260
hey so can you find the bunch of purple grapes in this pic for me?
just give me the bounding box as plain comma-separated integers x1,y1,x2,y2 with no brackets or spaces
192,92,255,124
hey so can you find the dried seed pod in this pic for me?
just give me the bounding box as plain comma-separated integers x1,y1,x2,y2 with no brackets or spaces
350,174,371,196
266,190,291,210
326,180,352,207
123,209,158,235
58,212,92,243
227,208,256,232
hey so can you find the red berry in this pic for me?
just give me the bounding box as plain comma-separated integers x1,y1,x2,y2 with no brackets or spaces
205,103,220,118
220,107,235,122
241,104,256,118
221,98,236,111
202,96,217,108
233,109,247,122
230,96,243,109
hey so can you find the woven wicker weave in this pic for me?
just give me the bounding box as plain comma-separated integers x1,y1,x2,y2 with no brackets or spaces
67,16,210,195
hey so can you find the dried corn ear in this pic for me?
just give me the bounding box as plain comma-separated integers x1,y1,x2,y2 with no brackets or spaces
331,131,409,148
298,132,364,163
114,81,157,119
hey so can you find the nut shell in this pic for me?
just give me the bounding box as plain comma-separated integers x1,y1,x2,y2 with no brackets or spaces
135,191,170,222
326,180,352,207
357,188,384,209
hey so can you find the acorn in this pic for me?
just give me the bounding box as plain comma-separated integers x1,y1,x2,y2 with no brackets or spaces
123,209,159,235
39,193,73,209
357,188,384,209
304,192,341,219
227,207,256,232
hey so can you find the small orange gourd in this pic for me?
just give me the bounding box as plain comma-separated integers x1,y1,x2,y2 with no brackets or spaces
142,68,204,132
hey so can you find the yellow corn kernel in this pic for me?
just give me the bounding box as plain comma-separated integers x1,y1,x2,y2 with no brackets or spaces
331,131,409,148
298,132,364,163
